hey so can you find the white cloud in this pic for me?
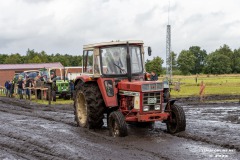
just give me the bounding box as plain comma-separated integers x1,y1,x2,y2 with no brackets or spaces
0,0,240,64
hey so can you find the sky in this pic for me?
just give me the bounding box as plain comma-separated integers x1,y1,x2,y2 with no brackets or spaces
0,0,240,64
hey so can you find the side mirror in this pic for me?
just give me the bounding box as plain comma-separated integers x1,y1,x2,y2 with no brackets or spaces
148,47,152,56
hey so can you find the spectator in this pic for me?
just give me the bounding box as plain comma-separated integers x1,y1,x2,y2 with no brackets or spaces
69,80,74,99
150,71,158,81
199,81,206,102
9,80,14,98
17,77,24,99
25,76,32,99
4,80,10,97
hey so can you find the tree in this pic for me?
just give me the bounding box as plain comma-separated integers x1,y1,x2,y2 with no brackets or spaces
145,56,164,76
177,50,196,75
51,53,70,66
231,48,240,73
204,52,232,74
4,53,23,64
29,55,42,63
216,44,234,72
171,51,177,70
0,54,8,64
189,46,207,74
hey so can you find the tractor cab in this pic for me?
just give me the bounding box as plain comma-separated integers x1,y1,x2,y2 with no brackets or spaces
74,40,186,137
80,40,145,79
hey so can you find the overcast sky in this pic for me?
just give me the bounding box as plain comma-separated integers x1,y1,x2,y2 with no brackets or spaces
0,0,240,63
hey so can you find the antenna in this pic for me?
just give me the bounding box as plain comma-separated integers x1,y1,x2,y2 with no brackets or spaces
166,0,172,83
168,0,170,25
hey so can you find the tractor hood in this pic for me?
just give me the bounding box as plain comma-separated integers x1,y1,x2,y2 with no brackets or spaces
118,81,163,92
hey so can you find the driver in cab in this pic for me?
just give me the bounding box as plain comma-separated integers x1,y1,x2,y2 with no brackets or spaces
106,52,126,74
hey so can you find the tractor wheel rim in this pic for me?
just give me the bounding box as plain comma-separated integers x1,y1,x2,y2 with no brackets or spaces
77,92,87,126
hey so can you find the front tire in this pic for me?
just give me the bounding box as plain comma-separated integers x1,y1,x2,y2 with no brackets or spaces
109,111,128,137
166,104,186,134
74,82,105,129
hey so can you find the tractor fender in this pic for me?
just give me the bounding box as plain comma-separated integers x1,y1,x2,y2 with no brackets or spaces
74,75,95,87
166,99,177,106
165,99,177,111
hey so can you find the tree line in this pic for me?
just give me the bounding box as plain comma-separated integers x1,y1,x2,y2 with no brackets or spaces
1,45,240,75
0,49,82,66
146,44,240,75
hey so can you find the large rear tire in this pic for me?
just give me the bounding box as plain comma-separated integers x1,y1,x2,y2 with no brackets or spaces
109,111,128,137
74,82,105,129
166,104,186,134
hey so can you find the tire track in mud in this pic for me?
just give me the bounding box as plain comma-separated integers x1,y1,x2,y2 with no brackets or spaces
173,132,239,152
0,126,85,160
0,99,171,159
0,99,76,127
0,98,169,160
174,104,240,152
0,97,239,159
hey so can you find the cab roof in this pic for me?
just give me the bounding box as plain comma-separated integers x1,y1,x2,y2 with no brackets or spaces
83,40,144,50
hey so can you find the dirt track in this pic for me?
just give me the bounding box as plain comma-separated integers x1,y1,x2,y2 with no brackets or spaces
0,97,239,160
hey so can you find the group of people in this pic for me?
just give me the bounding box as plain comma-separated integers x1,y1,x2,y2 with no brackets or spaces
4,76,33,99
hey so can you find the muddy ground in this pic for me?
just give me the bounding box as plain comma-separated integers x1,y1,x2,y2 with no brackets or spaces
0,97,239,160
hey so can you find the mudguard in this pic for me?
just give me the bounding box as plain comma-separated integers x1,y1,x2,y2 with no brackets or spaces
165,99,177,111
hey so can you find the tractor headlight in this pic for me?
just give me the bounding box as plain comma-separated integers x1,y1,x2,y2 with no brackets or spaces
143,106,149,112
154,105,160,110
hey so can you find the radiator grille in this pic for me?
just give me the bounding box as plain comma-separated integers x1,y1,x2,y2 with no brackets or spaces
143,92,161,105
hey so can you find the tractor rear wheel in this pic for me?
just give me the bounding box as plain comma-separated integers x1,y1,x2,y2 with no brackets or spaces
74,82,105,129
166,104,186,134
109,111,128,137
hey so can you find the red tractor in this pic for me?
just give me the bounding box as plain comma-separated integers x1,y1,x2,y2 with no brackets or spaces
74,40,186,137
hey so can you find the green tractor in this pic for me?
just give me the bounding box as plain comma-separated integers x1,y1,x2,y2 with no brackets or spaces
37,67,71,100
55,79,71,99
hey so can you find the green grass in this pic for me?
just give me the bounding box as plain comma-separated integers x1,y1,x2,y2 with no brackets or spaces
0,92,73,105
36,99,73,105
162,74,240,98
1,74,240,103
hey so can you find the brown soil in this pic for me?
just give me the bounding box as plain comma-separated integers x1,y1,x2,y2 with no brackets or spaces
0,97,239,160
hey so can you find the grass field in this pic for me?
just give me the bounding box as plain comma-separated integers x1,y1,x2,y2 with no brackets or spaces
161,74,240,98
1,74,240,103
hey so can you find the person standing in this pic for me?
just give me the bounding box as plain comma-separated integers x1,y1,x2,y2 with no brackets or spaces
199,81,206,102
9,80,14,97
25,76,32,99
17,77,24,99
4,80,10,97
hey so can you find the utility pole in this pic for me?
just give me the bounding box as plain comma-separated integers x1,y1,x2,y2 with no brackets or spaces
166,0,172,83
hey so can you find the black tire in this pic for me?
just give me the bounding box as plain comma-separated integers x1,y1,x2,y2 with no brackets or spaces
109,111,128,137
166,104,186,134
74,82,105,129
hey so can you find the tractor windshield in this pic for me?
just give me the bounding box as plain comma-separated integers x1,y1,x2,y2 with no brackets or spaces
101,45,143,75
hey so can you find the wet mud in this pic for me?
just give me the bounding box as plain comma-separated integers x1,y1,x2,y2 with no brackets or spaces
0,97,239,160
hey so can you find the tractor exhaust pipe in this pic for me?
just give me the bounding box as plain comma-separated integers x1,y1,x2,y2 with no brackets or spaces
126,42,132,82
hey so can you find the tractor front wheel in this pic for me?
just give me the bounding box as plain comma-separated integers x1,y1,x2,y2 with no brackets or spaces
166,104,186,134
109,111,128,137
